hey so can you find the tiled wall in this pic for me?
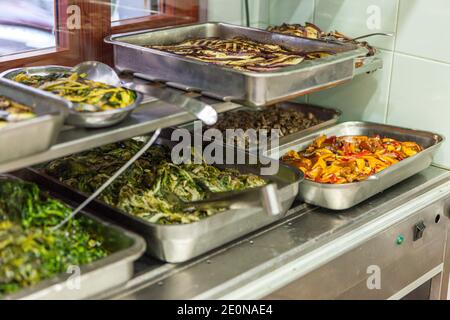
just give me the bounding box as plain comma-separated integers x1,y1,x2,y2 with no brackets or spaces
206,0,450,169
206,0,269,28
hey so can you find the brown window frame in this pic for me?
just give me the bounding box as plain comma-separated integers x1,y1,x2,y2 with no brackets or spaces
0,0,199,72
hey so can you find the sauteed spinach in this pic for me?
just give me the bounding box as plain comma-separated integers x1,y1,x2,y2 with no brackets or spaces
0,180,108,297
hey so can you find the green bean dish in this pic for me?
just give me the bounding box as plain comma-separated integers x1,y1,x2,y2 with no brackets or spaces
43,140,267,225
0,179,108,297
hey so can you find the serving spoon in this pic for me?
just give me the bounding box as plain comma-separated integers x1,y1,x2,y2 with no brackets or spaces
165,183,282,216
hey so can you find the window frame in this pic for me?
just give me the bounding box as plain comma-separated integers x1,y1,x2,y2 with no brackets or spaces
0,0,199,72
112,0,199,33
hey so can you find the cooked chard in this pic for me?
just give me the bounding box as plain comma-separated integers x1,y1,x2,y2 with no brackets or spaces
147,36,331,72
43,140,267,224
0,179,108,297
13,72,137,112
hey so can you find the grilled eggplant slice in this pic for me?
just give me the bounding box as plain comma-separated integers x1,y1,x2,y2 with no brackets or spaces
148,36,331,72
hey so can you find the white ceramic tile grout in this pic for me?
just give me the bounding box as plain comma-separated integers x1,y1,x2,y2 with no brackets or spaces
312,0,316,24
384,0,401,124
393,51,450,66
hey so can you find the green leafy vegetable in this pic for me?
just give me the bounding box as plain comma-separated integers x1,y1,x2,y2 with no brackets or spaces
0,179,108,297
43,140,266,224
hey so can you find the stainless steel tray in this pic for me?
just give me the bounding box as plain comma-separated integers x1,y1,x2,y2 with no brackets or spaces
20,133,303,263
0,78,66,164
2,175,146,300
1,66,144,128
266,121,444,210
105,22,367,107
179,102,341,150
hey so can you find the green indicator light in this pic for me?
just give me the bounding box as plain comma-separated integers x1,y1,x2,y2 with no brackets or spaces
396,235,405,245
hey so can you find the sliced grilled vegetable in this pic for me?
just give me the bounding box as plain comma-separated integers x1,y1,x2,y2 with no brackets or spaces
267,23,376,57
0,179,108,297
148,36,331,72
43,140,267,224
281,135,422,184
12,72,137,112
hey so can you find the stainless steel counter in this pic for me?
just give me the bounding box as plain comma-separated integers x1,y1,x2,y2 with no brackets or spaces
99,166,450,300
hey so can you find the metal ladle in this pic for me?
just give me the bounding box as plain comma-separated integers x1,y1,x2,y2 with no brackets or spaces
344,32,394,42
53,61,219,230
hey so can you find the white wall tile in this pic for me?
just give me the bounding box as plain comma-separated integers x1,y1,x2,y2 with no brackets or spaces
396,0,450,64
314,0,398,51
249,0,270,27
387,53,450,168
268,0,315,26
308,50,393,123
207,0,269,27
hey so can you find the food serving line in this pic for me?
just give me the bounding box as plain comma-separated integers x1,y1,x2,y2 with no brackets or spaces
0,22,449,300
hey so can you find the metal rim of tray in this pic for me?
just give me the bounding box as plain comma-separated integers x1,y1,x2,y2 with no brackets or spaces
104,22,367,77
279,121,445,189
0,65,143,118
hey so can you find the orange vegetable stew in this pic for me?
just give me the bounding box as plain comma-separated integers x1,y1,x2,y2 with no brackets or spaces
281,135,422,184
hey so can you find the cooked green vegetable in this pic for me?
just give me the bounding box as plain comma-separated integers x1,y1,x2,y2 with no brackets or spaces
0,179,108,297
43,140,266,224
12,72,136,112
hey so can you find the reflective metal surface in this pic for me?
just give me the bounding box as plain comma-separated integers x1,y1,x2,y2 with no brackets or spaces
0,78,66,164
106,22,367,107
73,61,122,87
267,200,447,299
267,121,445,210
97,166,450,300
1,65,144,128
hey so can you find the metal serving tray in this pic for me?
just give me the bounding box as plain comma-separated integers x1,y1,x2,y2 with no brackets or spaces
179,102,341,150
2,175,146,300
105,22,367,107
21,133,303,263
0,78,66,164
1,66,144,128
266,121,444,210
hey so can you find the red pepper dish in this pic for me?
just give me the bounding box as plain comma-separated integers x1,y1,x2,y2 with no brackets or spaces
281,135,422,184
